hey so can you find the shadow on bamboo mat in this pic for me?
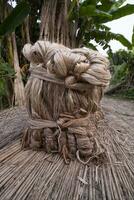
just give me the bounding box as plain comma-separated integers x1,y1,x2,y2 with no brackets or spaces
0,97,134,200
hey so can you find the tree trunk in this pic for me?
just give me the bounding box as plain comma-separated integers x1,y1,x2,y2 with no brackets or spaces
24,16,31,43
12,32,25,106
39,0,78,47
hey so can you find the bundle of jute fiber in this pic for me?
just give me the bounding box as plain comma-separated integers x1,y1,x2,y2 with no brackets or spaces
21,41,111,164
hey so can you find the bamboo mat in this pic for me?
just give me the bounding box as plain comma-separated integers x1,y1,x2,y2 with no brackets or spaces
0,98,134,200
0,139,133,200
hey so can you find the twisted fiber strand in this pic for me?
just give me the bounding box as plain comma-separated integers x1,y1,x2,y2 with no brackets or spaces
22,41,111,164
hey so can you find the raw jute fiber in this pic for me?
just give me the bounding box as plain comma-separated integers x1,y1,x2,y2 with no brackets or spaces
21,41,111,164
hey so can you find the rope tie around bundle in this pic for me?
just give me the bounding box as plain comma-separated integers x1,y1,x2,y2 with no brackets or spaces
22,41,111,164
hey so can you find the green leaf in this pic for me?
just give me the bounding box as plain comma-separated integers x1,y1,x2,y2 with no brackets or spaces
110,4,134,21
84,30,132,49
0,63,15,78
0,78,7,96
79,5,96,16
110,0,126,11
85,43,97,50
132,26,134,46
81,0,97,6
99,0,115,12
79,5,112,18
95,9,112,18
0,1,30,36
96,3,134,23
115,34,132,49
100,0,115,3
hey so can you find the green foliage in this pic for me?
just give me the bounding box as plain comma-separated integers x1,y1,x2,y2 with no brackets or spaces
0,78,6,96
120,88,134,99
84,29,132,50
110,0,126,11
0,0,30,36
96,3,134,23
111,63,128,85
132,26,134,48
110,49,134,67
98,0,114,12
80,6,112,19
109,49,134,87
85,43,97,50
112,88,134,100
69,0,134,50
109,4,134,21
108,49,134,99
0,59,15,109
0,60,15,78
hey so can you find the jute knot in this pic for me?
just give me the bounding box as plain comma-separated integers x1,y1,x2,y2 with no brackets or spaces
23,41,111,87
22,41,111,164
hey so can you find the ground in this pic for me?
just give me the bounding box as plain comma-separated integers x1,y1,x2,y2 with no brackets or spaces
102,96,134,133
0,97,133,200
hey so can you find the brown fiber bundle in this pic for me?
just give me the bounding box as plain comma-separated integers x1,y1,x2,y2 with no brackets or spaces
21,41,111,164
